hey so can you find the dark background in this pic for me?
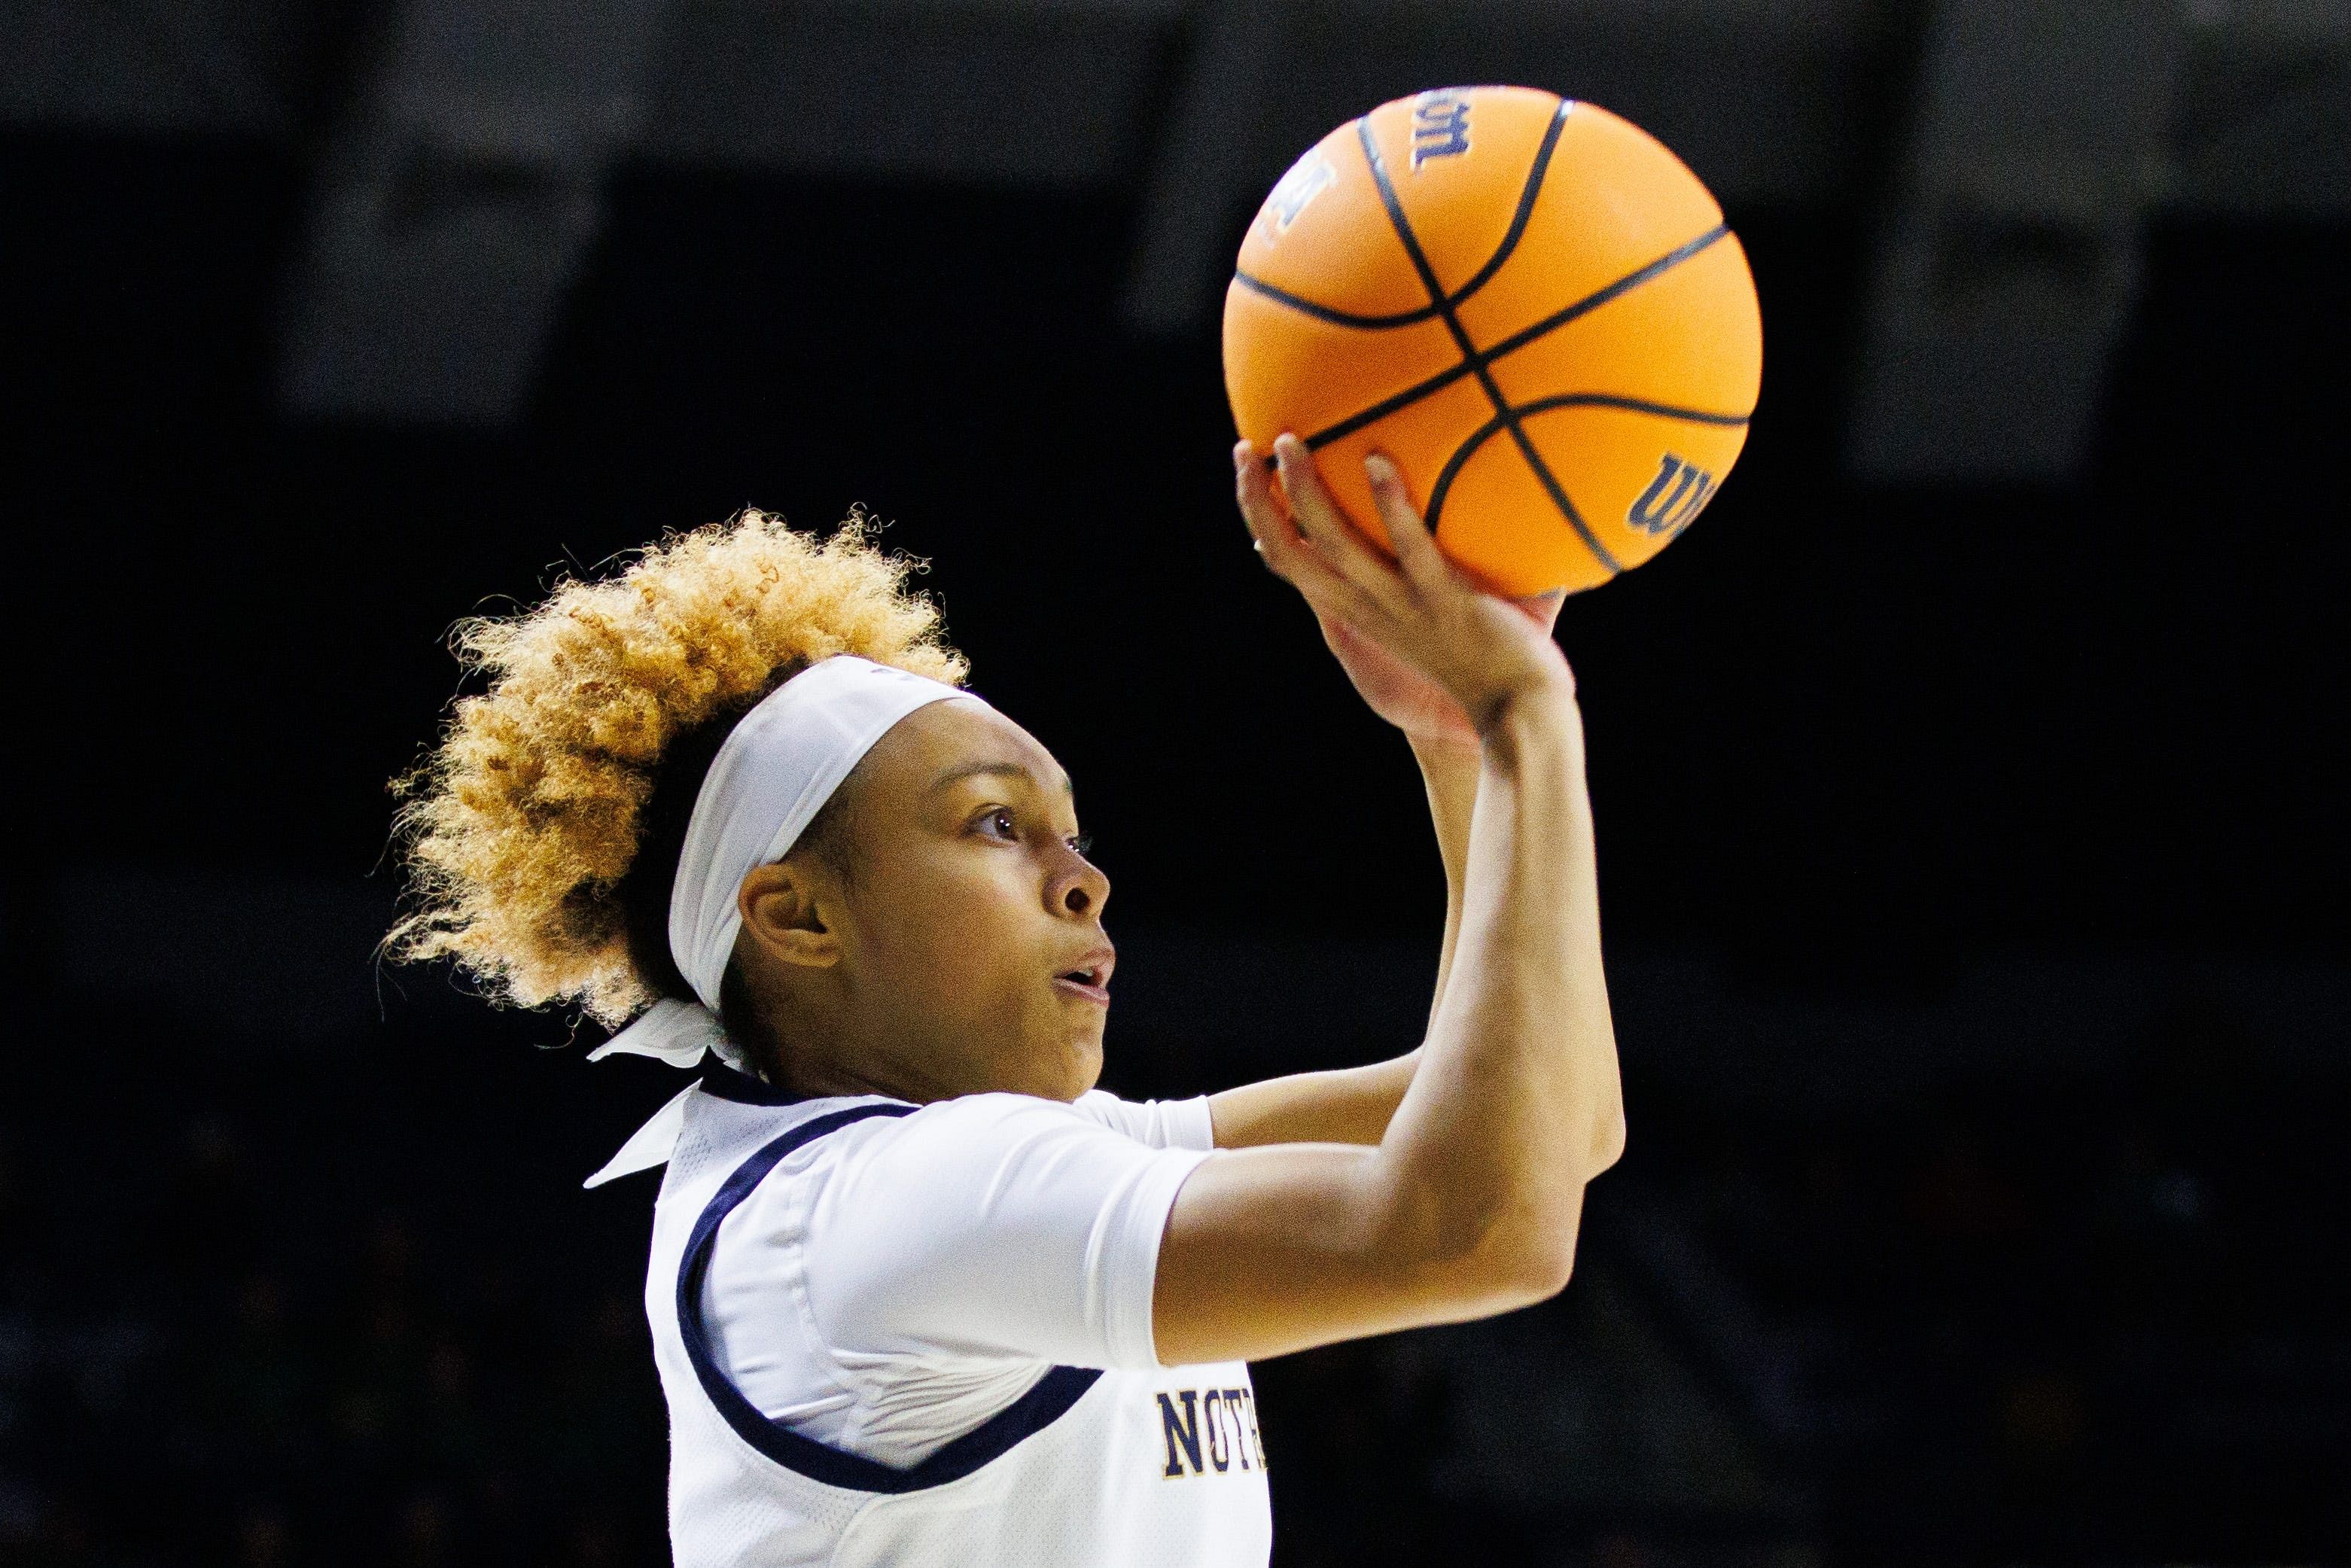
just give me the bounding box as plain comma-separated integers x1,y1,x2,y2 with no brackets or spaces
5,5,2350,1566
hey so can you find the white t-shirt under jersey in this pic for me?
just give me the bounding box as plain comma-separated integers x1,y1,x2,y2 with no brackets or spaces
700,1088,1219,1464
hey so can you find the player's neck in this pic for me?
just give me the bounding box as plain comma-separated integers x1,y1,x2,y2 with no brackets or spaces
760,1018,964,1106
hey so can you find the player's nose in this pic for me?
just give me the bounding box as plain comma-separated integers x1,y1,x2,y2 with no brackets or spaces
1046,845,1110,921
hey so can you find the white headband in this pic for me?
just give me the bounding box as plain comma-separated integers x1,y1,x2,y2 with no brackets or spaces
584,655,973,1186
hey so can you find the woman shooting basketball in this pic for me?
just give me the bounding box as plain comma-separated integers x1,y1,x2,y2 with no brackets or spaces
389,436,1625,1566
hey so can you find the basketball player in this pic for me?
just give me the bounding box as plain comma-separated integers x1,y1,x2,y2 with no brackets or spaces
389,436,1624,1565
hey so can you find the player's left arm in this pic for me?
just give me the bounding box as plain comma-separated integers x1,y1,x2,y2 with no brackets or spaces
1207,1055,1418,1148
1208,589,1552,1149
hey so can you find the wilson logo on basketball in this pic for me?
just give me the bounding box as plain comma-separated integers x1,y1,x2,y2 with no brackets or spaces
1628,453,1719,537
1411,90,1472,169
1259,151,1336,240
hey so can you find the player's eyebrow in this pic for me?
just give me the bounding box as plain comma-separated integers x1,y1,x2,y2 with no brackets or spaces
929,760,1075,796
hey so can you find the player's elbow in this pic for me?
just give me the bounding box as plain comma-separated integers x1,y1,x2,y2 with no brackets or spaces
1476,1226,1579,1306
1487,1121,1623,1305
1588,1108,1627,1177
1392,1189,1584,1313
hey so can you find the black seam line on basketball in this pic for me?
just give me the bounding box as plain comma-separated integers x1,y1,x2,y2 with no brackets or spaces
1230,99,1572,330
1301,223,1737,452
1444,98,1573,303
1355,116,1624,576
1474,223,1733,373
1423,395,1750,531
1528,392,1749,426
1230,270,1442,327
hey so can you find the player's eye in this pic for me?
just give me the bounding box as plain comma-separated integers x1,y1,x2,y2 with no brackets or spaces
973,807,1018,841
1068,833,1095,857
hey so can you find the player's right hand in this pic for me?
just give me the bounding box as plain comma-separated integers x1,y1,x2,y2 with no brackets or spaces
1235,435,1576,738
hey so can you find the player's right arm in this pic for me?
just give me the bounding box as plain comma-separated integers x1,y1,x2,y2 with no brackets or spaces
1152,437,1625,1366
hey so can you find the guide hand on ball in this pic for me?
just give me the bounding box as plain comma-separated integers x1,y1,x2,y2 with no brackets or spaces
1237,434,1573,743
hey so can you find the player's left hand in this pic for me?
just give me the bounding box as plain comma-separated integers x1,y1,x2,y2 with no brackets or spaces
1235,439,1564,747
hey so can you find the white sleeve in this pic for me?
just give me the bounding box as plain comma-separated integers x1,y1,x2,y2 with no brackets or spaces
1072,1088,1218,1151
800,1094,1211,1371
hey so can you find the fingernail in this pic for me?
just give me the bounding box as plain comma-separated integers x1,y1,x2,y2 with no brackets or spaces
1365,453,1397,485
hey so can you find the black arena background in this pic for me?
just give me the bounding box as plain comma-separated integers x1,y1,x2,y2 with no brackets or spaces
5,14,2349,1568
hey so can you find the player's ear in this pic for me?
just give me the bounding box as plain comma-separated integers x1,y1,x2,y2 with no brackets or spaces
737,862,840,970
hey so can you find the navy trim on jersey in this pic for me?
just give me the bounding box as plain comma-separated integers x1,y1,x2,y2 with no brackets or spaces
695,1055,803,1106
676,1101,1108,1493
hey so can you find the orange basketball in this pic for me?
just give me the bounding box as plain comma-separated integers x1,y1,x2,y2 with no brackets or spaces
1223,87,1762,596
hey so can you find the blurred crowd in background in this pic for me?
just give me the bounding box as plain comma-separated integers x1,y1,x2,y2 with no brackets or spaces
7,931,2345,1568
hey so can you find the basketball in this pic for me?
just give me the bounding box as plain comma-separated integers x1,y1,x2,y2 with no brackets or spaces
1223,87,1763,597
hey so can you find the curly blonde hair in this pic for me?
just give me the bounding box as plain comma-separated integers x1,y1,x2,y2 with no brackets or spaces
388,509,967,1025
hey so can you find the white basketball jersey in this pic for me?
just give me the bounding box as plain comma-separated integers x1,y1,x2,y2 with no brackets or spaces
641,1065,1274,1568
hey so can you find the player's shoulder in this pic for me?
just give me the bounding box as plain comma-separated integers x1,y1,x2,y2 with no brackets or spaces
824,1089,1144,1177
888,1087,1209,1149
775,1092,1102,1213
901,1087,1196,1146
742,1089,1188,1216
887,1088,1112,1146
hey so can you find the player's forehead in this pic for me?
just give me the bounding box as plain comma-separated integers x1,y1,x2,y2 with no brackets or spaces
878,699,1072,801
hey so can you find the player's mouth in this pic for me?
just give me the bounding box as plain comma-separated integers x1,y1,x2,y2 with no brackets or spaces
1052,948,1116,1006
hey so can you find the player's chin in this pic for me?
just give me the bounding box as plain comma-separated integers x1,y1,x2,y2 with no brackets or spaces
1038,1015,1106,1100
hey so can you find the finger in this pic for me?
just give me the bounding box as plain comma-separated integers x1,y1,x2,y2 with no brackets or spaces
1243,440,1418,638
1238,457,1393,627
1362,452,1454,595
1237,442,1316,577
1241,486,1376,637
1234,441,1287,547
1274,436,1415,602
1271,435,1366,555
